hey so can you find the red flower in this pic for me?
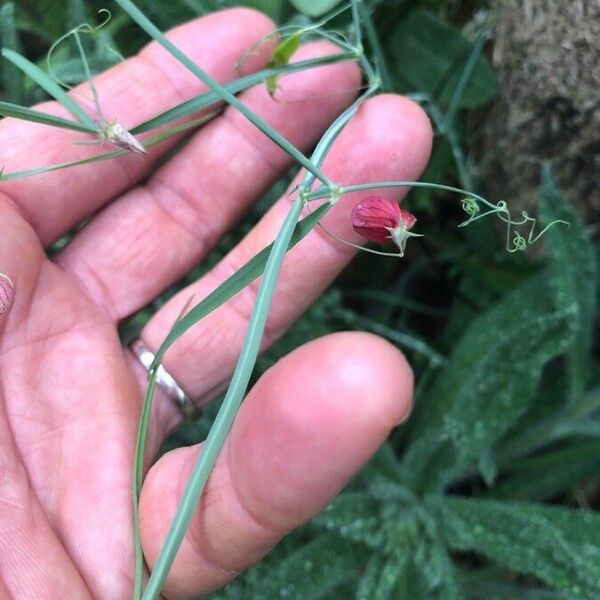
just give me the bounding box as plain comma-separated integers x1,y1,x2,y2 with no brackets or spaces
351,196,419,255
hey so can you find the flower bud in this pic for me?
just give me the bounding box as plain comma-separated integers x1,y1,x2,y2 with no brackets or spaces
351,196,419,256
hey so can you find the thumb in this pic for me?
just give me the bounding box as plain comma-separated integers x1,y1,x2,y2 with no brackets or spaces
139,331,413,598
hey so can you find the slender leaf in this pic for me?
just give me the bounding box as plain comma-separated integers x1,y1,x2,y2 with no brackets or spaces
131,52,354,134
409,536,464,600
0,111,216,180
540,165,597,404
1,49,97,129
355,553,387,600
431,496,600,600
0,100,96,132
333,307,445,367
400,272,576,493
151,203,330,364
114,0,330,185
461,570,571,600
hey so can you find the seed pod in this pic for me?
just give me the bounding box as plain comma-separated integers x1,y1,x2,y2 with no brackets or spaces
100,120,147,155
0,273,14,314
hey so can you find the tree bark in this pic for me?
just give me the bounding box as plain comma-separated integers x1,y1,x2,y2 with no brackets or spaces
482,0,600,227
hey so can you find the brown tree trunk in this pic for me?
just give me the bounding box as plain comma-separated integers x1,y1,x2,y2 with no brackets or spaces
482,0,600,227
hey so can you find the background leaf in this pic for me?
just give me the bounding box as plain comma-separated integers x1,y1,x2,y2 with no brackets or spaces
249,534,364,599
540,164,598,404
388,11,496,108
400,271,576,493
489,439,600,501
431,496,600,600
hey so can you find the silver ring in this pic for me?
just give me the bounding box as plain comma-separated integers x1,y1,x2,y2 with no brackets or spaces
130,338,201,420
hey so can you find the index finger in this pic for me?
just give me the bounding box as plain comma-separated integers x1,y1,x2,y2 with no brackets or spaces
0,8,276,244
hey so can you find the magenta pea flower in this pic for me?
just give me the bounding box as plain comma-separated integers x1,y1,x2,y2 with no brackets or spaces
351,196,420,256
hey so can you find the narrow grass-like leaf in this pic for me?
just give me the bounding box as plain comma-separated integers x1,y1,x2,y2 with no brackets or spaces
356,553,388,600
142,199,308,599
410,535,464,599
389,11,496,108
114,0,331,186
131,52,354,134
0,100,96,132
460,575,566,600
0,3,23,103
150,203,330,365
0,111,217,180
360,2,392,90
431,496,600,599
540,164,597,404
1,48,97,129
400,272,576,493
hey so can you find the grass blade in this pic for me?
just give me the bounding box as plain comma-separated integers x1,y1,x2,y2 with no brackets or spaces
0,111,218,180
0,100,97,132
1,48,97,129
131,52,354,134
142,199,306,599
132,201,330,597
151,202,331,365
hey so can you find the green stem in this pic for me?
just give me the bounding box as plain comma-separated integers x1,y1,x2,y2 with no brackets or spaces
132,373,158,599
142,199,304,600
307,180,495,210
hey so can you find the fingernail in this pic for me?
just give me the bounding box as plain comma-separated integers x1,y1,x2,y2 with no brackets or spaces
0,273,14,314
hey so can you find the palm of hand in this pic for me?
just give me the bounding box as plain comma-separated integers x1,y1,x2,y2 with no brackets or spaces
1,213,141,597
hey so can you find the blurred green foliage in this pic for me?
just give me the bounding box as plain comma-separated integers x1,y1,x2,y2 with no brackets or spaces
2,0,598,598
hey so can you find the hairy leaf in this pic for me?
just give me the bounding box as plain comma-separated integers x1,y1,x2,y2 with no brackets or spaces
431,497,600,599
400,272,575,493
251,534,364,599
355,553,388,600
313,492,385,548
540,165,598,403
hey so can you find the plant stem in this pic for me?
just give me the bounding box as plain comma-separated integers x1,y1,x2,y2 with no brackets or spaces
307,180,495,210
142,199,304,599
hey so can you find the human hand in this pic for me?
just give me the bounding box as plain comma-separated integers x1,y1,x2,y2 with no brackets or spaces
0,8,431,598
